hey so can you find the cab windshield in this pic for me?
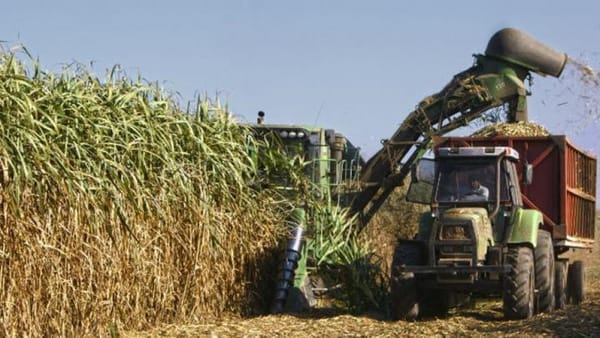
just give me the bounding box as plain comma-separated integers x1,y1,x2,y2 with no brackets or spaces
435,159,508,203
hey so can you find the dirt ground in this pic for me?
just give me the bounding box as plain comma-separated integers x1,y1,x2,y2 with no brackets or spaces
126,218,600,338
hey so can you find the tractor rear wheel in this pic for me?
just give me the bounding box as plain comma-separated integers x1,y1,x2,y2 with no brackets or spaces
503,245,535,319
390,242,423,320
535,230,555,313
554,259,568,309
567,260,585,305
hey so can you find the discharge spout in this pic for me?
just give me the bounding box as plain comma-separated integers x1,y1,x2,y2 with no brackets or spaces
485,27,567,77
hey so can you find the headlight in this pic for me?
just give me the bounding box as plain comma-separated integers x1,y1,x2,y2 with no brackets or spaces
288,131,297,138
280,131,288,138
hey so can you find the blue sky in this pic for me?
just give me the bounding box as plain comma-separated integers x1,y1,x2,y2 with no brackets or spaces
2,1,599,159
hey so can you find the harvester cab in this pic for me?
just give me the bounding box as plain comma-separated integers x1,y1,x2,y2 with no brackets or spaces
249,113,364,313
250,112,363,200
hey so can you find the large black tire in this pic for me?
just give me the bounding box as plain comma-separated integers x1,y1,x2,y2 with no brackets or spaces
534,230,555,313
390,242,423,320
503,246,535,319
567,260,585,305
419,288,449,318
554,259,568,309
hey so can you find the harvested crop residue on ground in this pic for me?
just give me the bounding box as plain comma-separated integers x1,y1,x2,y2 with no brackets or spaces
127,220,600,337
126,283,600,337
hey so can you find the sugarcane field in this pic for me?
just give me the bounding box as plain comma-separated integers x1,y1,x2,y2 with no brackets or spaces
2,5,600,337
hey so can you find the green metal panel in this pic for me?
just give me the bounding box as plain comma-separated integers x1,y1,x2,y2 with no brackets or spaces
442,207,494,261
249,123,334,197
507,208,543,247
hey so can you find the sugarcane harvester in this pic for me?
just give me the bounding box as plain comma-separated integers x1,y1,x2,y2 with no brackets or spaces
271,28,582,315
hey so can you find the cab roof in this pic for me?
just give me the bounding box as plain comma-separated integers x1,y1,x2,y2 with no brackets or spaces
436,146,520,161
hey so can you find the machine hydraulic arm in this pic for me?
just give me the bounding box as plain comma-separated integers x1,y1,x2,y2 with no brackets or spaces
350,28,567,230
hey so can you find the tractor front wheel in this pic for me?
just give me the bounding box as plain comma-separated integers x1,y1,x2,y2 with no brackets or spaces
390,242,423,320
503,245,535,319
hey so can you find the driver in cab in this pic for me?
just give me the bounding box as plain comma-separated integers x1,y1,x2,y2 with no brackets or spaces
463,175,489,201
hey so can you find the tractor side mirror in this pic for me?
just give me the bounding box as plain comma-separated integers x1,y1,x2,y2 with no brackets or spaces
407,158,435,204
523,163,533,185
411,158,435,184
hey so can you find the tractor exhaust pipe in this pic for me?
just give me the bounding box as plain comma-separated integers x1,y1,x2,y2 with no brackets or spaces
485,27,567,77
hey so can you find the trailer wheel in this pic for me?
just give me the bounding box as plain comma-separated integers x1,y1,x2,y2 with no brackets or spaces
567,260,585,305
390,242,423,320
503,245,535,319
534,230,555,313
554,259,568,309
